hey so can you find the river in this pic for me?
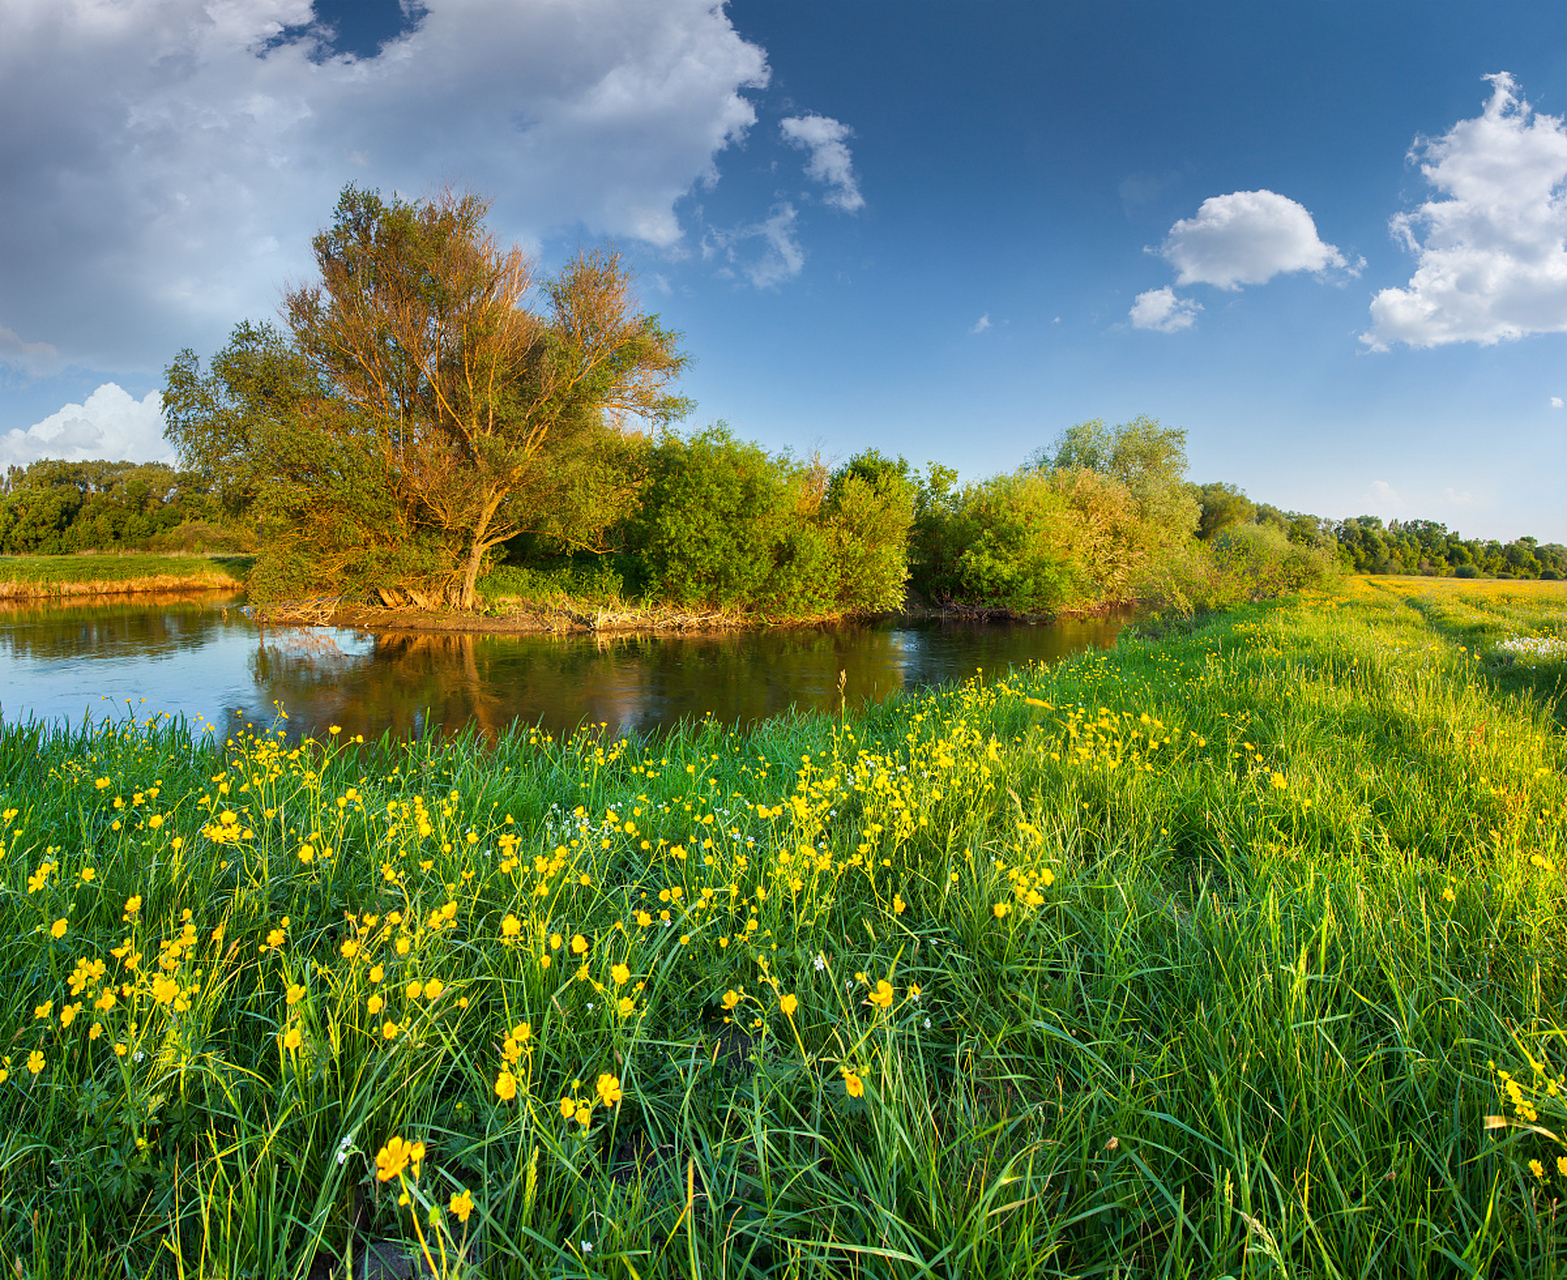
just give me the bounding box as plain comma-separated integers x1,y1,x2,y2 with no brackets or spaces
0,593,1131,742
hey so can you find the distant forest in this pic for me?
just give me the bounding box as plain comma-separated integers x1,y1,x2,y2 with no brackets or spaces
0,459,248,555
1190,480,1567,580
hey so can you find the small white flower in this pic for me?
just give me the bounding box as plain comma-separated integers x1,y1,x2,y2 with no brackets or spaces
813,952,827,972
924,1017,932,1029
582,1241,594,1254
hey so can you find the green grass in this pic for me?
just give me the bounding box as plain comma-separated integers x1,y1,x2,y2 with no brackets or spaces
1,586,1565,1277
0,553,251,596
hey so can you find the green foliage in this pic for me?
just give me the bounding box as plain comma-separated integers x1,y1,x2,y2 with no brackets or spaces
636,426,797,608
0,459,232,555
1037,414,1200,545
915,417,1195,614
947,471,1079,613
633,430,913,615
1333,514,1566,580
1194,479,1256,539
824,450,917,613
476,557,628,609
1142,521,1341,615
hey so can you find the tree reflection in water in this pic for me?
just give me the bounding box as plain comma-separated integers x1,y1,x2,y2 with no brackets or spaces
243,617,1132,742
2,598,1130,742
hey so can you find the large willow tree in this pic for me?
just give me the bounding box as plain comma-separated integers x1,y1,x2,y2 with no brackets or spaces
165,186,689,608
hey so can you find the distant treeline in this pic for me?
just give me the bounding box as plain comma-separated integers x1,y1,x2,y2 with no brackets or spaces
0,460,252,556
4,430,1561,612
0,460,255,555
1192,481,1565,579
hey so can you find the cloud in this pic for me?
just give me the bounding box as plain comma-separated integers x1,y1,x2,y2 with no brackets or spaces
0,0,771,370
1364,74,1567,350
1553,397,1564,408
1443,487,1474,505
1160,190,1355,290
0,384,169,467
1368,479,1401,507
969,314,991,334
0,326,60,376
1129,286,1201,332
780,114,864,212
704,204,805,289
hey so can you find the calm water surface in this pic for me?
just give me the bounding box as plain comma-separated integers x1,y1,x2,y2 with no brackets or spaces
0,593,1130,741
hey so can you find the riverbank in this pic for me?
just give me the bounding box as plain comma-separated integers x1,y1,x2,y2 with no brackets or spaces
2,584,1564,1275
0,552,250,599
314,587,1139,635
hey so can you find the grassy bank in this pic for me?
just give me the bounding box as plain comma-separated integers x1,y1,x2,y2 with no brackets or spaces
0,553,251,600
1,584,1565,1276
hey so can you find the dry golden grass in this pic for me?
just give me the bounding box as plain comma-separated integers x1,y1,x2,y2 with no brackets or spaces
0,554,247,599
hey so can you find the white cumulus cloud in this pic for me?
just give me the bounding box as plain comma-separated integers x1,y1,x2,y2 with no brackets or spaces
969,314,991,334
780,114,865,212
1129,286,1201,332
0,384,169,468
1368,479,1401,508
1160,190,1354,290
0,0,771,369
1553,396,1564,408
1364,73,1567,350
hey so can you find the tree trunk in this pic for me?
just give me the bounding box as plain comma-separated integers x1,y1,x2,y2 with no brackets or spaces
456,490,506,610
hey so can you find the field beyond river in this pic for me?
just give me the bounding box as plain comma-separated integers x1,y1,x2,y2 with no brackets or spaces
1,577,1564,1277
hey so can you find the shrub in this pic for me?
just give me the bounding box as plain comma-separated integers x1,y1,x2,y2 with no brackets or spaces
634,431,913,615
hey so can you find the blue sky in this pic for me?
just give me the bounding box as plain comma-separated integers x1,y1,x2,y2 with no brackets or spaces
3,1,1566,541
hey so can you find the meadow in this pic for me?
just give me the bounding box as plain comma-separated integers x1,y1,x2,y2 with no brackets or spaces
0,554,250,600
1,579,1565,1277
